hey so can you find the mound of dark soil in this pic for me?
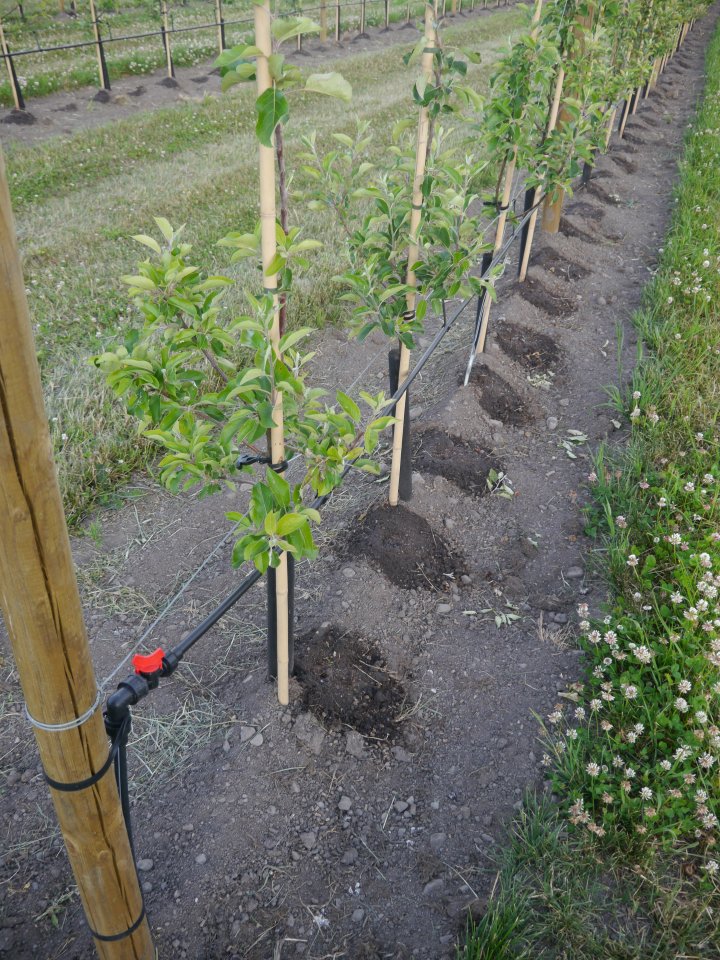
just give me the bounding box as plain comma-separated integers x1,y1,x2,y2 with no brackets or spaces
468,364,534,426
565,200,606,221
414,428,500,497
346,503,465,591
533,246,591,282
515,276,576,317
494,320,562,372
295,625,406,739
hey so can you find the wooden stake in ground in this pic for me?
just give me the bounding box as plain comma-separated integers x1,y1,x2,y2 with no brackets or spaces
254,0,290,705
0,147,153,960
388,1,437,507
88,0,110,91
215,0,225,54
0,20,25,112
161,0,175,79
541,5,595,234
320,0,328,43
518,68,565,279
469,0,543,358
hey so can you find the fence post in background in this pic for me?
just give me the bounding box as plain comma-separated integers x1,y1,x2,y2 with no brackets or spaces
335,0,341,41
320,0,328,42
383,0,390,29
0,145,154,960
0,21,26,112
160,0,176,80
89,0,111,91
215,0,225,53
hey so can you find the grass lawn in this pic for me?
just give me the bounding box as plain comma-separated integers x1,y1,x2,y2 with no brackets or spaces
460,16,720,960
6,6,521,523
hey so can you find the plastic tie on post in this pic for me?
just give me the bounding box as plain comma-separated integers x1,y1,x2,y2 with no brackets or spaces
88,904,146,944
42,712,130,794
235,452,289,473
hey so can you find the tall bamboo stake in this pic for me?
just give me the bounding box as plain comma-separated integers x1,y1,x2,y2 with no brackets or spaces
541,5,595,234
518,64,564,281
254,0,289,705
0,146,153,960
320,0,328,42
388,1,437,507
215,0,225,53
0,20,24,111
89,0,110,90
161,0,175,78
470,0,543,358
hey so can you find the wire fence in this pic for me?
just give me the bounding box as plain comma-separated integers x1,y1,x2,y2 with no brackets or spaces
0,0,512,110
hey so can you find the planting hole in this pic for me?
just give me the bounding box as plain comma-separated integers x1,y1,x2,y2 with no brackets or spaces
565,200,605,222
295,625,406,740
515,276,576,317
468,364,534,427
533,246,591,282
345,503,466,591
414,428,500,497
494,320,561,372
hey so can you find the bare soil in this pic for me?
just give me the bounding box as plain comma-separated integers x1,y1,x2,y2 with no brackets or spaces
0,10,717,960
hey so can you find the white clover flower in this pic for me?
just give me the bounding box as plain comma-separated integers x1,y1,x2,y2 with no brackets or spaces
678,679,692,693
669,533,683,545
626,767,636,779
705,860,719,876
630,407,641,419
588,630,601,644
660,760,672,771
586,762,601,777
699,753,716,769
622,684,638,700
640,787,653,801
685,482,696,492
675,697,690,713
696,711,708,725
635,646,653,664
627,554,639,568
616,516,627,528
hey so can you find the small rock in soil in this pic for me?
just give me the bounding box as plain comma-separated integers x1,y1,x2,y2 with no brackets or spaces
338,796,353,812
195,853,207,865
423,879,445,898
137,859,154,872
566,566,584,578
300,831,317,850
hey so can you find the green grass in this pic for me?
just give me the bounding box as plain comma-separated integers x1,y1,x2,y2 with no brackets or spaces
461,16,720,960
10,6,521,523
0,0,471,106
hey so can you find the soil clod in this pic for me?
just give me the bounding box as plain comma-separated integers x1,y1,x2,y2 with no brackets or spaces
514,275,576,317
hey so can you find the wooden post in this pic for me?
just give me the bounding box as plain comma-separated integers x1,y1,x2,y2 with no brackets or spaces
0,146,153,959
0,20,25,112
471,0,543,357
388,1,437,507
451,0,456,13
88,0,110,90
603,104,617,150
518,65,564,281
335,0,341,41
215,0,225,53
254,0,289,705
359,0,367,37
320,0,328,42
384,0,390,29
541,5,595,234
160,0,175,79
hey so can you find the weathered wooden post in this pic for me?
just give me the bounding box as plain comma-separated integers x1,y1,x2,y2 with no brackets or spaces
320,0,328,42
0,147,153,958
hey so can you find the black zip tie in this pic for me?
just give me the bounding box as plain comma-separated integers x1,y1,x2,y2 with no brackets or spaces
236,453,289,473
88,904,146,943
411,202,424,210
43,713,130,793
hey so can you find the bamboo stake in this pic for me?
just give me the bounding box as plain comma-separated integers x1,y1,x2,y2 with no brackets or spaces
215,0,225,53
161,0,175,79
388,2,437,507
0,20,24,111
541,5,595,234
472,0,543,355
603,104,618,150
254,0,289,705
320,0,328,42
89,0,110,90
0,145,153,959
518,64,564,281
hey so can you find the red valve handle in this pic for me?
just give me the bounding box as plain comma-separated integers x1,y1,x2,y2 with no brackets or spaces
132,648,165,675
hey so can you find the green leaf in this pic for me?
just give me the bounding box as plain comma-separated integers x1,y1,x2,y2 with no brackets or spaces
336,391,361,422
271,16,320,45
276,514,309,536
132,234,162,255
304,72,352,103
255,87,289,148
154,217,174,242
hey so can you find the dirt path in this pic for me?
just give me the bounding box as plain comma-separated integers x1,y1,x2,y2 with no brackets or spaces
0,11,718,960
0,6,511,148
